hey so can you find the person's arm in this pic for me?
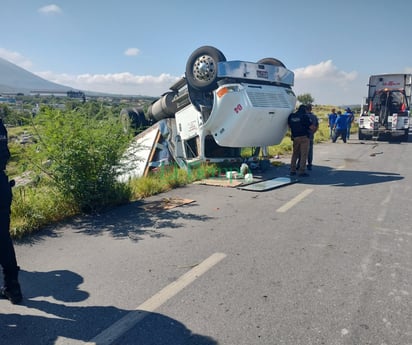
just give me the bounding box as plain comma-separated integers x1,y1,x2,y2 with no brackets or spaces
313,116,319,133
306,115,316,133
0,120,11,170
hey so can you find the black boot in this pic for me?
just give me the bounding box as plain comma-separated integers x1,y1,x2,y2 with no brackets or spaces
1,267,22,304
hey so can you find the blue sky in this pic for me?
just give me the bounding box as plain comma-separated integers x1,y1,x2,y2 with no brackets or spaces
1,0,411,105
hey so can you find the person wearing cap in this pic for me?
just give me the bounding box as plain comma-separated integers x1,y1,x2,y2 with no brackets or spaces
0,116,23,304
287,104,314,177
344,107,354,140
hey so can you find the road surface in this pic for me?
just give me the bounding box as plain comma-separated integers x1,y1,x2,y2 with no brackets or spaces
2,136,412,345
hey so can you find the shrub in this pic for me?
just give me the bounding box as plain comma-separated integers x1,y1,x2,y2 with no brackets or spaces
25,107,132,213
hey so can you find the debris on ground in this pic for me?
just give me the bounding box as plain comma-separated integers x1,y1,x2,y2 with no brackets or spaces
141,197,195,212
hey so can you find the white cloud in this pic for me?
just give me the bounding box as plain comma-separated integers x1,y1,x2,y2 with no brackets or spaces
293,60,360,105
0,48,33,69
38,4,62,15
0,47,363,104
0,47,179,96
35,70,181,97
124,48,140,57
294,60,357,82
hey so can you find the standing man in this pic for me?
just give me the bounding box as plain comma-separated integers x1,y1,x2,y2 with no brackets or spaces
345,107,354,140
305,104,319,171
288,104,313,177
332,111,349,143
0,116,23,304
328,108,337,139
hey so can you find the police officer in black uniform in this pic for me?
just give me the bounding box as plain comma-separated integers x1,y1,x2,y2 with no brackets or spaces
0,117,22,304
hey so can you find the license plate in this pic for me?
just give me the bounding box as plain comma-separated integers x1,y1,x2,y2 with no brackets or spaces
256,70,268,79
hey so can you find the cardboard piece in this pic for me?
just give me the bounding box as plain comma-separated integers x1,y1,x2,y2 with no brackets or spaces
193,178,243,187
141,197,195,212
118,126,161,182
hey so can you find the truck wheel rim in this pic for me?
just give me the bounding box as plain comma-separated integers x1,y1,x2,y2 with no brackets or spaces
192,54,217,82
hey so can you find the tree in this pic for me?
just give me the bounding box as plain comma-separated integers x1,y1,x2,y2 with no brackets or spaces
0,104,12,118
297,93,315,105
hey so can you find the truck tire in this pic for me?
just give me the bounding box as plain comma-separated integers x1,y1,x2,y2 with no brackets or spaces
401,129,409,142
120,107,149,134
185,46,226,92
358,129,365,140
257,58,286,68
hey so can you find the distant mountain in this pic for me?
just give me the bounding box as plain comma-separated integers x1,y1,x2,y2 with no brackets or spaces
0,57,73,94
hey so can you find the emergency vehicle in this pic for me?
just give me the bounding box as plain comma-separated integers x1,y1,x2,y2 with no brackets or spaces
359,74,411,141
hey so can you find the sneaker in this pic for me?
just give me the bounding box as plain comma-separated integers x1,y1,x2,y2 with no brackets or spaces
1,282,23,304
289,172,296,176
307,165,312,171
298,173,310,177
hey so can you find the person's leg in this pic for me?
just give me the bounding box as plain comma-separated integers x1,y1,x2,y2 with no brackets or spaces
332,129,338,143
298,138,309,175
307,140,313,170
0,173,22,304
290,140,299,174
342,129,347,143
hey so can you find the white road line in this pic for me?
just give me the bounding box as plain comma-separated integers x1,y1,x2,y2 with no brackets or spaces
85,252,227,345
377,185,392,222
276,188,314,213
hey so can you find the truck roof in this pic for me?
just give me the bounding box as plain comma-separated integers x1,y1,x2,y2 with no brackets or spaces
368,74,412,98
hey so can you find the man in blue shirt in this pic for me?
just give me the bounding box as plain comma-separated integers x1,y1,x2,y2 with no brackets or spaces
332,111,348,143
344,107,354,140
328,108,337,139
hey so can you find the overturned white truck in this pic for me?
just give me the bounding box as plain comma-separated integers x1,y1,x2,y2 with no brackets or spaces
122,46,297,177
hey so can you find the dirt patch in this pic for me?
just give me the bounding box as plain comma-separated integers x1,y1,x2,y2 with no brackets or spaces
141,197,195,212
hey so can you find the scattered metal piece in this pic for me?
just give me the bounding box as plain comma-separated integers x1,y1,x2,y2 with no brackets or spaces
237,176,297,192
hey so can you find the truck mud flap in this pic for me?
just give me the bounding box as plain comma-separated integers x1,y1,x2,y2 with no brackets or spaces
237,176,297,192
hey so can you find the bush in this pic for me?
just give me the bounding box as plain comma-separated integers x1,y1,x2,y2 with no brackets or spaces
25,107,132,213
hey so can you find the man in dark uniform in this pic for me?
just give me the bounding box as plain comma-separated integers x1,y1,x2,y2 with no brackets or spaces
0,117,22,304
287,104,313,177
305,104,319,170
